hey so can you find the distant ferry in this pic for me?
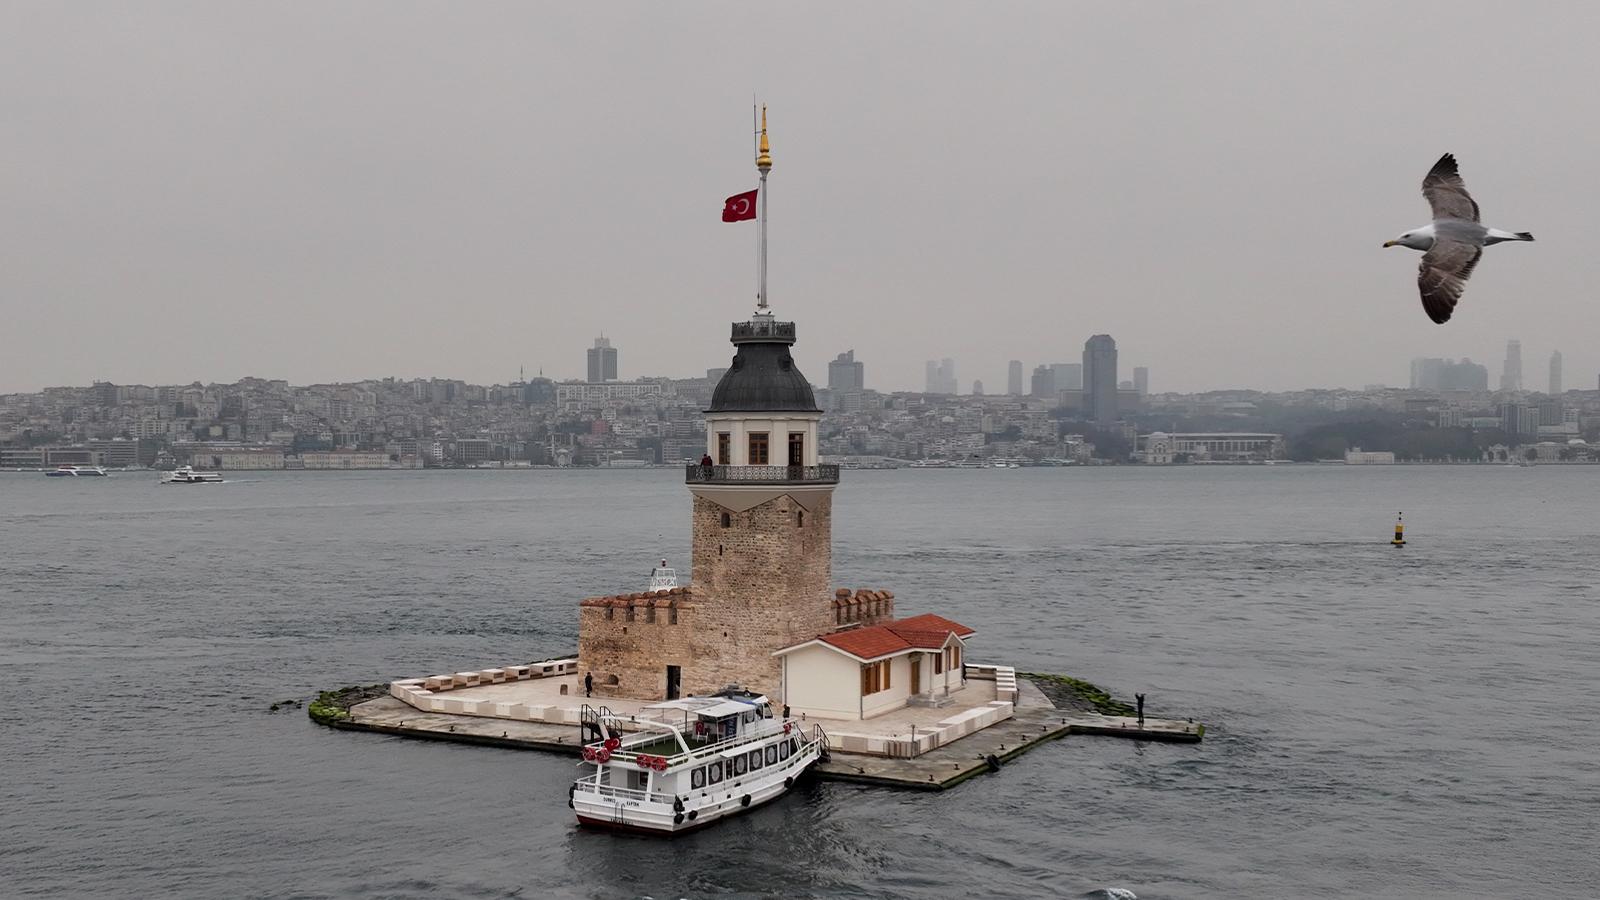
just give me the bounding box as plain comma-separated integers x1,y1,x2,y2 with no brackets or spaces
45,465,108,477
162,466,225,484
570,688,827,834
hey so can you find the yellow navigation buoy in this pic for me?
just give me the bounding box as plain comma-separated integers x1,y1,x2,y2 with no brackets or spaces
1391,512,1405,547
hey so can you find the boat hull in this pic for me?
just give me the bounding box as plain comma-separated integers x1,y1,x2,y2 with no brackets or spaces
573,758,817,835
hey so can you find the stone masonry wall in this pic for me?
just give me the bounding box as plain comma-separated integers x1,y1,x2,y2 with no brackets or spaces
577,589,696,700
686,491,835,698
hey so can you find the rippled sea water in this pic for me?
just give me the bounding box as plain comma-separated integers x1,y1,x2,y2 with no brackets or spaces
2,467,1597,899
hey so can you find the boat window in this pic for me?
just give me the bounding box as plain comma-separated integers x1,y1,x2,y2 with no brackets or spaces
790,738,799,756
708,761,724,784
732,754,747,777
779,740,790,761
691,767,706,790
766,745,778,766
748,748,763,770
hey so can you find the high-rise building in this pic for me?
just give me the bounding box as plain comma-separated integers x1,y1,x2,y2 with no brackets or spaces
828,350,865,393
1030,365,1056,399
1007,360,1023,396
1133,367,1149,396
587,337,618,383
1499,340,1522,392
1549,351,1563,395
924,358,957,394
1438,359,1489,392
1082,334,1119,423
1411,357,1446,391
972,380,984,396
1050,363,1083,391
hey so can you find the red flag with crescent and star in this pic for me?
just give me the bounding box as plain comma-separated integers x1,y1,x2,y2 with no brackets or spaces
722,189,758,222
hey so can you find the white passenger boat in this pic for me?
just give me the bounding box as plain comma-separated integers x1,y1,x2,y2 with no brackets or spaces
45,465,108,477
162,466,225,484
570,688,828,834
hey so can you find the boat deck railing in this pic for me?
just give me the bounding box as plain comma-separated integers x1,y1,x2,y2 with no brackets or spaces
572,774,656,804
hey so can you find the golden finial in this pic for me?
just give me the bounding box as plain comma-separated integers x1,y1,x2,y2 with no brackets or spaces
756,105,771,171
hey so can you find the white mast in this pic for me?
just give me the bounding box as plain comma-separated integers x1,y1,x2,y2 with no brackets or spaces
756,105,771,312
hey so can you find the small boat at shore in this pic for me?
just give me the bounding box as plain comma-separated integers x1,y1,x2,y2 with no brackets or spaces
570,687,827,834
45,465,108,477
162,466,224,484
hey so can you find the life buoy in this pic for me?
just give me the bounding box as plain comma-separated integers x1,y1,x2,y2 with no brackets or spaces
653,755,668,772
603,737,620,751
782,722,791,735
582,746,598,762
694,721,705,736
597,747,612,763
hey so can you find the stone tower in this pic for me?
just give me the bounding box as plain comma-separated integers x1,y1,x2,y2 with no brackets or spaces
685,314,837,698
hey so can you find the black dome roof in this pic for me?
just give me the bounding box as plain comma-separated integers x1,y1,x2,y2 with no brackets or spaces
707,320,819,413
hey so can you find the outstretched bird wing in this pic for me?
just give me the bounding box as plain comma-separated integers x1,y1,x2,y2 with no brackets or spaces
1417,238,1482,324
1422,153,1480,222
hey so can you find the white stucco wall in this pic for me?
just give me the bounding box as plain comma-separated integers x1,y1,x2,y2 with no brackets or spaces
780,643,861,719
861,654,913,719
705,413,821,465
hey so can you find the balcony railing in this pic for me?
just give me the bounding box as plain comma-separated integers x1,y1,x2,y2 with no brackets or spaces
685,464,839,485
729,320,796,344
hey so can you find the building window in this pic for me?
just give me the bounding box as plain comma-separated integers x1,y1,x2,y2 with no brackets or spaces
717,432,730,465
646,606,656,624
787,432,804,466
625,606,635,622
796,511,804,527
934,654,943,675
669,607,678,625
720,512,731,528
860,659,892,695
749,432,769,465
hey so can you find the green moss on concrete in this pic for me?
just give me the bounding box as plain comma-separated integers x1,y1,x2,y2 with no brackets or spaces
308,684,388,727
1019,672,1137,716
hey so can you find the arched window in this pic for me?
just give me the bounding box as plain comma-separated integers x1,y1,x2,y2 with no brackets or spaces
796,510,804,527
720,512,731,528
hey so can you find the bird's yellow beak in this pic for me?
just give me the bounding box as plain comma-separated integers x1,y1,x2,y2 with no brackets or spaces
1382,240,1397,248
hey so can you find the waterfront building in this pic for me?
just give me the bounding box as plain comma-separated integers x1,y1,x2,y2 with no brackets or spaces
1344,447,1396,465
1007,360,1023,396
1549,351,1563,395
1083,335,1119,424
1500,340,1522,392
587,337,619,383
1140,432,1283,463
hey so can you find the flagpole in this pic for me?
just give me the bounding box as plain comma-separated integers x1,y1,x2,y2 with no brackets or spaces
756,105,771,312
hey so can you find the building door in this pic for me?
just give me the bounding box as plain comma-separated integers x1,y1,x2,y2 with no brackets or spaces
788,433,804,466
666,665,681,700
909,654,921,695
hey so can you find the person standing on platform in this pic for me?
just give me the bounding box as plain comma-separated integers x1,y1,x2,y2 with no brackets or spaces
584,671,593,698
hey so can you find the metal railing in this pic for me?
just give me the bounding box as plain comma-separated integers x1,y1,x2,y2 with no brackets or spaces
572,774,654,803
684,464,839,485
730,320,796,343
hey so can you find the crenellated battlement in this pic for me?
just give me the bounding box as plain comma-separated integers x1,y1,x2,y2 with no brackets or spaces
830,588,896,627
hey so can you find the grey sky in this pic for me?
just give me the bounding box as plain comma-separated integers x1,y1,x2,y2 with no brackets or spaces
4,1,1598,394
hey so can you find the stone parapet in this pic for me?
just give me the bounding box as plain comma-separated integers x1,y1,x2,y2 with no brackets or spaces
389,658,579,722
822,700,1014,758
830,587,895,627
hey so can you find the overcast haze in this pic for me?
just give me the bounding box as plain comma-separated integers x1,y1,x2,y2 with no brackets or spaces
4,2,1598,395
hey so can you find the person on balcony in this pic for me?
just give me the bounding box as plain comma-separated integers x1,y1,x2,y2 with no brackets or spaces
699,453,714,477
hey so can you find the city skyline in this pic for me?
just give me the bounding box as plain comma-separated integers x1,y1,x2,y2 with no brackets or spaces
5,5,1600,396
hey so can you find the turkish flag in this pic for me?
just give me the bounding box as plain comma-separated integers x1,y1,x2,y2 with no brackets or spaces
722,189,758,222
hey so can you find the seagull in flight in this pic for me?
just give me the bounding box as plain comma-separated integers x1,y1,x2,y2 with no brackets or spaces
1384,153,1534,324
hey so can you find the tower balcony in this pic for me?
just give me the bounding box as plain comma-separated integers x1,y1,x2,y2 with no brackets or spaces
729,319,796,345
684,464,839,485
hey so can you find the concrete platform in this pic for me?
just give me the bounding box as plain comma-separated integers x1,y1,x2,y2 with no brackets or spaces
332,678,1202,791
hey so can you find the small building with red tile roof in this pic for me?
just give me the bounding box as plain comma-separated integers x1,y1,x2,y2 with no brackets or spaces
772,615,975,720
